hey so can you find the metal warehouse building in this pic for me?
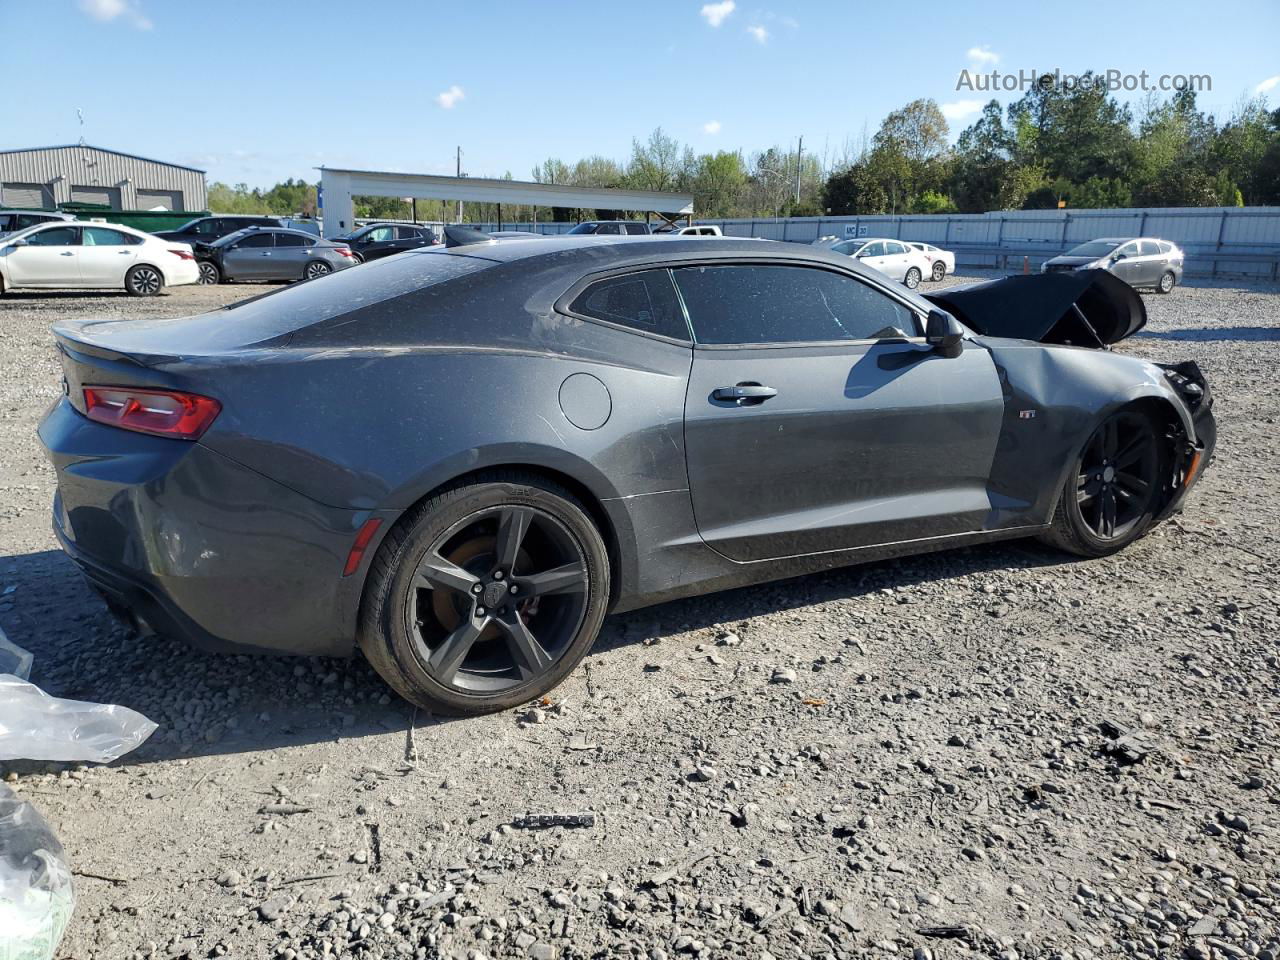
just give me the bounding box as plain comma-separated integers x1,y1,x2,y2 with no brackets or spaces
0,144,206,212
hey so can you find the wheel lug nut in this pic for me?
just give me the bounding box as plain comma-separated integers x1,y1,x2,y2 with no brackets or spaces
509,584,518,594
493,570,504,580
476,606,486,617
472,583,483,594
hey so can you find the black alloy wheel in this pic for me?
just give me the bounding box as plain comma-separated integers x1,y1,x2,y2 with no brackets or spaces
404,505,589,693
1044,409,1165,556
359,473,610,714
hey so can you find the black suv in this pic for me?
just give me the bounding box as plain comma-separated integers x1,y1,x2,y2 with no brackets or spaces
154,215,285,245
331,222,436,263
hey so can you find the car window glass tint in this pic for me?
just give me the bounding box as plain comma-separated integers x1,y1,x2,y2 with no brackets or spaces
82,227,132,246
366,226,394,243
1139,240,1158,256
395,226,419,240
27,226,79,245
861,241,884,257
624,223,648,235
885,241,906,255
237,233,273,248
595,223,622,235
275,233,309,247
674,265,917,345
570,269,690,340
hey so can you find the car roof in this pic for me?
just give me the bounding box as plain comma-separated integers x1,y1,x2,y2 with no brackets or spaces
214,226,322,244
0,208,74,217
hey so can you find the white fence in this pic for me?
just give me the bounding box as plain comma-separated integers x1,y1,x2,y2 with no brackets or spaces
463,207,1280,279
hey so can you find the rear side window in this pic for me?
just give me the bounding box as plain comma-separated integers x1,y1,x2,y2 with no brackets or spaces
83,227,140,246
275,233,310,247
674,264,918,345
624,223,648,235
396,226,422,240
569,269,690,341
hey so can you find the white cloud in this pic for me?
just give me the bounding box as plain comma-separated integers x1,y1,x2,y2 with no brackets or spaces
435,85,465,110
1256,74,1280,94
966,45,999,67
746,24,769,44
78,0,152,29
700,0,735,27
703,120,722,134
940,99,984,122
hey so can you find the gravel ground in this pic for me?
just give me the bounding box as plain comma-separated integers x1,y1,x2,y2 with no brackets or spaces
0,273,1277,960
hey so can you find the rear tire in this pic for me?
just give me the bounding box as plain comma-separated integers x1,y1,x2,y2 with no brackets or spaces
358,472,610,715
931,261,946,282
304,260,332,280
904,267,922,290
1041,408,1166,558
1156,270,1175,294
125,264,163,297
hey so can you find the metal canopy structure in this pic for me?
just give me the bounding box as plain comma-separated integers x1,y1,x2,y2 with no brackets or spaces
317,166,694,237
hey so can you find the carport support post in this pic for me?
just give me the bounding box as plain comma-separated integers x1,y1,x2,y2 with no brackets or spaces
319,170,355,239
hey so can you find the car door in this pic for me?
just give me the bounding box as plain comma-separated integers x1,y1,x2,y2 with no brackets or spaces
5,224,81,285
78,226,141,285
883,240,912,280
361,225,395,259
271,232,313,279
677,262,1005,561
1109,241,1142,285
1135,240,1163,286
396,225,430,252
220,231,274,279
855,241,890,276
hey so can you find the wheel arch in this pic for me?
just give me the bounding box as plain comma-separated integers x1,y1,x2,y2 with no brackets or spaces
1045,391,1192,524
362,459,632,613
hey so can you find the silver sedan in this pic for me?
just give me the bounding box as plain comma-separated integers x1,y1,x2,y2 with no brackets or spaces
197,227,357,284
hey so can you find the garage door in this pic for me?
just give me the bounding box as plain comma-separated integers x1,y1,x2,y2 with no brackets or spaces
70,185,122,209
136,189,182,210
1,182,54,209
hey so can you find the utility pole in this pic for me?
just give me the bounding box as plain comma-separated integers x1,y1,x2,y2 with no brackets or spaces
455,146,463,223
794,136,803,205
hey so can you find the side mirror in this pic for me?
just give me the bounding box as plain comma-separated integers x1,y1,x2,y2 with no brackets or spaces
10,237,28,247
1112,252,1126,261
925,309,964,358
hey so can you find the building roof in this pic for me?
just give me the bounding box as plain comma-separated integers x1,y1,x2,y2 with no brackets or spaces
0,144,206,174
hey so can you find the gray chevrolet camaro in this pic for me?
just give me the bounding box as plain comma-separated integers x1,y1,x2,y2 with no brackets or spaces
38,230,1216,714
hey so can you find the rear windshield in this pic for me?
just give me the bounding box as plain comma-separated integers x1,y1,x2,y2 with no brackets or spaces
73,251,496,356
1066,240,1122,257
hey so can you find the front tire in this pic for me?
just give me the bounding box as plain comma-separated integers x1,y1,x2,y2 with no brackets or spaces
359,472,610,715
1041,409,1165,557
904,267,922,289
931,261,946,282
125,264,163,297
197,261,221,285
1156,270,1176,294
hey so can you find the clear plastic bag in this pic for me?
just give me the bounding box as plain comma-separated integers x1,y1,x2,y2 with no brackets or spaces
0,675,157,764
0,630,32,682
0,785,74,960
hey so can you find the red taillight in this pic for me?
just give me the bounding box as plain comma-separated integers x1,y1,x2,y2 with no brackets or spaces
83,387,221,440
335,247,355,258
169,249,195,261
343,518,383,576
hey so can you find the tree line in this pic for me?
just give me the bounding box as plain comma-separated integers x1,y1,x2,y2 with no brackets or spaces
207,76,1280,222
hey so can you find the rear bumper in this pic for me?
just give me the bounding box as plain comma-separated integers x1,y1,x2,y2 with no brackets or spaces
39,396,382,656
164,259,201,287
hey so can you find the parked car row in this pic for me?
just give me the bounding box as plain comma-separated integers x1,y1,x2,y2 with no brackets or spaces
193,227,357,285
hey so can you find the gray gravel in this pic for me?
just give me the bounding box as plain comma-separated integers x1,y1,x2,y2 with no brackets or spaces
0,274,1278,960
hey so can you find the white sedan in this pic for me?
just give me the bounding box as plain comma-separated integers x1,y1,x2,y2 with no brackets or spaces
0,221,199,296
827,237,932,289
906,242,956,281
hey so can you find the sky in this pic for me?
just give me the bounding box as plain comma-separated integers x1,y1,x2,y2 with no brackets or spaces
3,0,1278,189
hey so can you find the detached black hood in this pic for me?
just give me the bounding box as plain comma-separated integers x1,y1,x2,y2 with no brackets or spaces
924,269,1146,347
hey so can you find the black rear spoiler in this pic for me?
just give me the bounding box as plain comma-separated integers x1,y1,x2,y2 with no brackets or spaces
923,269,1146,347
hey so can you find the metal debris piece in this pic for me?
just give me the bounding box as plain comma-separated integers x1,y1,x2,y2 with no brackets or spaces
1099,718,1156,765
258,803,312,815
917,925,969,939
511,813,596,830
